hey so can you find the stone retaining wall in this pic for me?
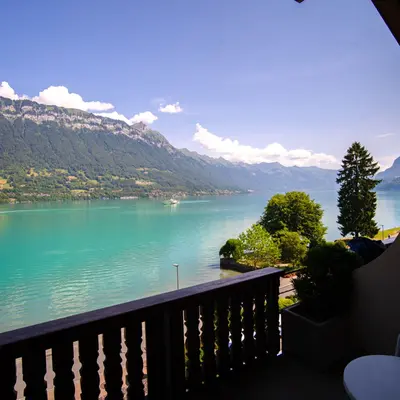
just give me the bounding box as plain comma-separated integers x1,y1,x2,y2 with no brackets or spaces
219,258,256,273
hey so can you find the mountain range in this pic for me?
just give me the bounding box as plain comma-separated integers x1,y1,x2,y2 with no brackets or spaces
377,157,400,190
0,96,338,202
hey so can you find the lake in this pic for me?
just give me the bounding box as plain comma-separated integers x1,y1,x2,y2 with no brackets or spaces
0,190,399,332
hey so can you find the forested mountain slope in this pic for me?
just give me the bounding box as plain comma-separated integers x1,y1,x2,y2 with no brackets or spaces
0,97,337,202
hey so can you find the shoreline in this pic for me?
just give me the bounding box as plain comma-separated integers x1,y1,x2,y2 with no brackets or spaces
0,189,245,205
2,188,397,206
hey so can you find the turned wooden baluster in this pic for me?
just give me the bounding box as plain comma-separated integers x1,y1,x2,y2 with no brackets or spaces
79,334,100,400
185,305,202,389
242,292,255,364
229,294,243,370
164,309,186,400
216,296,230,378
146,311,168,399
266,275,281,357
0,347,17,400
103,327,123,400
52,341,75,399
200,299,216,385
254,289,267,359
23,346,47,400
125,320,144,400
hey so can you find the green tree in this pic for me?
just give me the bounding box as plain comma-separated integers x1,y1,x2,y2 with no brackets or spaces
259,191,326,246
337,142,381,238
219,238,244,260
238,224,281,267
275,230,309,267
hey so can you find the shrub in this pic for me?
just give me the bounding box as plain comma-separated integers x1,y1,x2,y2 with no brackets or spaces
292,242,362,321
219,238,243,260
279,297,296,311
275,230,309,266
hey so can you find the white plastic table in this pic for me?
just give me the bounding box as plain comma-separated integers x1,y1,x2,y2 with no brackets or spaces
344,355,400,400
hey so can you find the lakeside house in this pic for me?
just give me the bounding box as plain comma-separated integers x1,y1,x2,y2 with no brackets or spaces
1,1,400,399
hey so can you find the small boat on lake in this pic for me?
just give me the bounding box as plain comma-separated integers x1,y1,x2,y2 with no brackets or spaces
163,199,180,206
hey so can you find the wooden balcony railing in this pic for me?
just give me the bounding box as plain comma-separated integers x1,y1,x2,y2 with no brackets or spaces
0,267,282,400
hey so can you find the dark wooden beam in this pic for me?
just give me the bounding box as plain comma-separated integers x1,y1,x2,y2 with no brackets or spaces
372,0,400,45
295,0,400,46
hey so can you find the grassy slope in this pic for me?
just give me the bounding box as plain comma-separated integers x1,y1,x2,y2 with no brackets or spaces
373,227,400,240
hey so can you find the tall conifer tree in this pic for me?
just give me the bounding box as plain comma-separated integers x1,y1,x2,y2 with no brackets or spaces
337,142,380,238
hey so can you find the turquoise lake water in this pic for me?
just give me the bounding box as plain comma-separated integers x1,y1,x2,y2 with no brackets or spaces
0,191,399,332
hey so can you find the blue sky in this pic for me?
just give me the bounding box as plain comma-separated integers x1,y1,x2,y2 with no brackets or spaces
1,0,399,169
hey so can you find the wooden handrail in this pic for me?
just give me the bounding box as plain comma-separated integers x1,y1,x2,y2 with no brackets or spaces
0,267,281,350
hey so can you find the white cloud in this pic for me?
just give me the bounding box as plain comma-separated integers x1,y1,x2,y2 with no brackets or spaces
2,82,159,126
193,123,339,168
159,102,183,114
376,133,396,139
0,81,20,100
96,111,158,125
32,86,113,111
1,81,113,111
131,111,158,124
95,111,132,125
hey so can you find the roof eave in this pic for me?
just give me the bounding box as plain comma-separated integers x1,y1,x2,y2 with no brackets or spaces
372,0,400,45
295,0,400,46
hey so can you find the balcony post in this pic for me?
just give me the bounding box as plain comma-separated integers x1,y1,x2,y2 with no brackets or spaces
267,274,281,357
